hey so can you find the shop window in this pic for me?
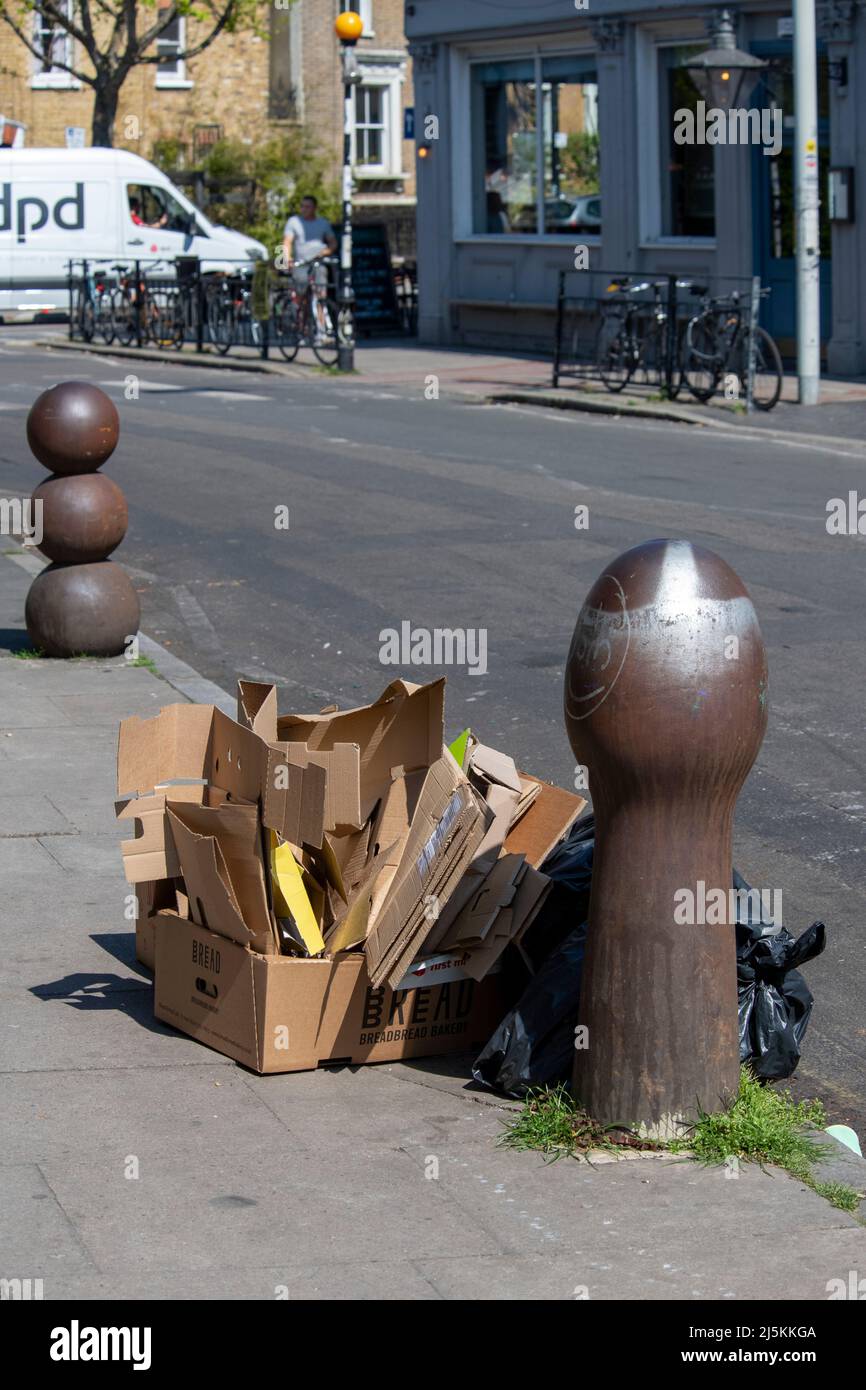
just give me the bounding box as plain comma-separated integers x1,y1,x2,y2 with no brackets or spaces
541,55,600,236
658,46,715,238
471,56,600,236
471,58,538,234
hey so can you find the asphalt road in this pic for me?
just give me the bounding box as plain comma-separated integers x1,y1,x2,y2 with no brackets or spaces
1,336,864,1135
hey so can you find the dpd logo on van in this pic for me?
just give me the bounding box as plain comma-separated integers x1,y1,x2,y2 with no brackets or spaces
0,183,85,244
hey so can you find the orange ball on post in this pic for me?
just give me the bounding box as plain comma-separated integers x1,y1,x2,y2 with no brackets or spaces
335,10,364,43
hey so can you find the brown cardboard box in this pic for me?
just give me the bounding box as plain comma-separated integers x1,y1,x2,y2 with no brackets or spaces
153,912,512,1074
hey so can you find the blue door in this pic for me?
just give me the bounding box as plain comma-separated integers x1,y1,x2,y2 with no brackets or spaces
751,42,832,354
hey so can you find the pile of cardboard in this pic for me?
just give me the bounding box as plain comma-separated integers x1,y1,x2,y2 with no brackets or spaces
117,677,585,1074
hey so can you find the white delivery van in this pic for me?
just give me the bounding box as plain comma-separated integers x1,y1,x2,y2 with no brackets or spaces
0,146,267,318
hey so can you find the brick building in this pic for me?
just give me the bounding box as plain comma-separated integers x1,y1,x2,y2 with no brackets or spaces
0,1,415,246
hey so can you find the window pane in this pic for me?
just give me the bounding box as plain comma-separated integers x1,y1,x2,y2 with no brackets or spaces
659,47,715,237
471,60,537,234
366,129,382,164
540,59,600,235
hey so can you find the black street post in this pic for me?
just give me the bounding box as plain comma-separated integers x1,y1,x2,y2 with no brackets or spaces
335,11,364,372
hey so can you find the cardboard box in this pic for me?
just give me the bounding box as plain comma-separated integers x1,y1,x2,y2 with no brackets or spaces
153,912,512,1074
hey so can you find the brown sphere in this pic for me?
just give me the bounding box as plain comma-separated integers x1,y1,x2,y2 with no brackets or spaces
25,561,141,658
33,472,128,563
26,382,119,475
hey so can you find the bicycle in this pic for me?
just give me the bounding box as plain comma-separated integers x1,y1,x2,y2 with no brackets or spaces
109,263,184,350
595,278,689,398
205,272,262,355
73,261,114,345
682,287,783,411
271,257,346,367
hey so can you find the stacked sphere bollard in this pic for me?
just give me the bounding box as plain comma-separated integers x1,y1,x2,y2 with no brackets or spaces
25,381,140,657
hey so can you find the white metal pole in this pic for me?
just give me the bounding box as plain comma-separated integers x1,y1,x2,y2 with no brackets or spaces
793,0,821,404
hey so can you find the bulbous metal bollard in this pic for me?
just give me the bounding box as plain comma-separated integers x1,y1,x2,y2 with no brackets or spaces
565,539,768,1138
24,382,139,657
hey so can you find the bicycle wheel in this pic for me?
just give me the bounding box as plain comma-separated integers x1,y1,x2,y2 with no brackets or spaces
744,326,783,412
595,323,632,392
112,289,136,347
311,297,340,367
683,315,722,402
78,294,95,342
272,293,300,362
97,292,115,346
207,286,235,354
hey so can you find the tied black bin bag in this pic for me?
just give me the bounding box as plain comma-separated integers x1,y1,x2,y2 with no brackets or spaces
472,818,827,1097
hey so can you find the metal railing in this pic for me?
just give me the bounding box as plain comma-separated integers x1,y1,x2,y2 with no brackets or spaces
67,254,419,358
552,269,775,412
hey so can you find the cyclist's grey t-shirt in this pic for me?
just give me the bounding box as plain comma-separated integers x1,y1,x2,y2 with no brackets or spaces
284,214,333,263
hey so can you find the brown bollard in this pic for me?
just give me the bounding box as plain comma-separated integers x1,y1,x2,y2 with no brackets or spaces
24,382,140,657
564,539,768,1137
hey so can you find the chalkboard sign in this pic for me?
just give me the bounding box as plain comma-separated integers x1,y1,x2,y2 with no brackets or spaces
351,223,401,329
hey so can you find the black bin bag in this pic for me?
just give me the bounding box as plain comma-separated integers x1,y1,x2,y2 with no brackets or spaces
472,821,826,1096
734,867,826,1080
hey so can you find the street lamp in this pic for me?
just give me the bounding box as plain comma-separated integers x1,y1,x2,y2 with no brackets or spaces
683,8,766,111
335,10,364,371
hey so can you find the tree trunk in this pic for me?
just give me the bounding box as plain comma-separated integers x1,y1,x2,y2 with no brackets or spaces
91,80,121,147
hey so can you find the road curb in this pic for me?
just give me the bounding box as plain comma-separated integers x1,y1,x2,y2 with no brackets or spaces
488,387,866,454
487,387,717,428
32,336,307,377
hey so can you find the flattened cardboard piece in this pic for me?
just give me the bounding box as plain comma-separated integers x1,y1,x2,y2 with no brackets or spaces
380,803,487,990
154,914,513,1074
502,778,586,867
276,678,445,828
363,754,479,979
117,703,215,797
166,807,275,954
460,865,551,982
336,821,373,892
439,852,525,948
325,840,398,954
117,784,232,884
422,780,520,951
262,747,327,849
269,833,326,956
469,742,523,794
134,878,179,971
168,801,274,948
237,680,278,742
118,701,327,851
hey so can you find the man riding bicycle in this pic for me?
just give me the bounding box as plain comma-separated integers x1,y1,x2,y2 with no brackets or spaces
281,195,337,340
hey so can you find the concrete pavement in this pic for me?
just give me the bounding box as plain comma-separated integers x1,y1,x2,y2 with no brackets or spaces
1,549,864,1302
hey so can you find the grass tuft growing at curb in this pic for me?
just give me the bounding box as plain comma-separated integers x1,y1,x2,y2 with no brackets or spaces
499,1068,865,1211
498,1083,663,1162
10,645,44,660
669,1067,826,1170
